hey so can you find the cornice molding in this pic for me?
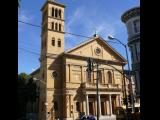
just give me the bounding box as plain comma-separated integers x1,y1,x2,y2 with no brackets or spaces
121,7,140,23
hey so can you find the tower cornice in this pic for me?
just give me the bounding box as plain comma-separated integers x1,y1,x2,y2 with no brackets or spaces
121,7,140,23
41,0,66,11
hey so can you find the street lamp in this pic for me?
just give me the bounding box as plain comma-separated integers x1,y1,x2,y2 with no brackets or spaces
108,35,135,114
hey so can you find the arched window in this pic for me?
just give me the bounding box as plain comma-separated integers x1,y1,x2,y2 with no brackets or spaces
76,102,80,112
59,24,61,31
98,71,102,83
54,101,58,111
51,22,54,30
55,23,58,31
59,9,61,18
52,7,54,17
55,9,58,18
58,39,61,47
108,71,112,84
86,71,92,83
52,37,55,46
133,19,140,33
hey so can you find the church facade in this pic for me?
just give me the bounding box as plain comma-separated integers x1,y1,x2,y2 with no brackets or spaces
31,1,128,120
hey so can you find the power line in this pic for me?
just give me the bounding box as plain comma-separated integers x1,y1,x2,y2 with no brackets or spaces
18,20,41,28
18,20,122,44
18,20,121,57
18,47,40,56
18,20,123,46
18,20,93,39
65,32,92,39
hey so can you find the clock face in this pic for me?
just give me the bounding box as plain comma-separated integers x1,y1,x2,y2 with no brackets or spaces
95,47,101,55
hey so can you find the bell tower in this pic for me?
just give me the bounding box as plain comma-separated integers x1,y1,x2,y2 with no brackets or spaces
39,0,65,120
41,0,65,57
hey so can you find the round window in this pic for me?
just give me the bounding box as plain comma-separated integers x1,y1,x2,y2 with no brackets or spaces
95,47,101,55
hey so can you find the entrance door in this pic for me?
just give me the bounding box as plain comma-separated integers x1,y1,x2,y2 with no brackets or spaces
89,102,94,115
101,102,105,115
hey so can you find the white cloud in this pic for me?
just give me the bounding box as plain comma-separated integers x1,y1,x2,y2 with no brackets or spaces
65,6,120,39
65,7,85,39
18,10,35,32
19,10,34,22
64,6,120,50
31,68,36,72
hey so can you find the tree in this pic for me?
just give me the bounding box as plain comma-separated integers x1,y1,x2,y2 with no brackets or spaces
18,72,31,119
18,73,31,87
25,77,37,102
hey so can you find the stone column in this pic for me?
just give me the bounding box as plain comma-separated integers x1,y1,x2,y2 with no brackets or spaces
106,100,110,115
86,94,89,116
98,94,101,116
66,64,69,82
81,66,84,83
109,94,112,115
83,100,86,114
118,95,121,106
64,95,70,118
115,95,119,107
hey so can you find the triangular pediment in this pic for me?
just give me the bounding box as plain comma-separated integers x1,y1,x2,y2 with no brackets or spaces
65,36,127,63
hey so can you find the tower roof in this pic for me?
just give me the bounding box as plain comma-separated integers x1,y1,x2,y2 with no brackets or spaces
121,7,140,23
41,0,65,11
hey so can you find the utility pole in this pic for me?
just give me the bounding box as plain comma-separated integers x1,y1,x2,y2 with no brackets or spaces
122,66,128,120
124,45,135,113
96,63,99,120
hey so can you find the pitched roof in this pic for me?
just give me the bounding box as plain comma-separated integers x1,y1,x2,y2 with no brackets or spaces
65,36,127,63
30,68,40,76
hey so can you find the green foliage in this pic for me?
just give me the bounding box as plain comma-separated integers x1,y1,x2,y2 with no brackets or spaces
18,73,31,86
18,73,38,119
18,72,31,80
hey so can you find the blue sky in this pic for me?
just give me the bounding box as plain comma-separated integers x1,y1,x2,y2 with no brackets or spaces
18,0,140,74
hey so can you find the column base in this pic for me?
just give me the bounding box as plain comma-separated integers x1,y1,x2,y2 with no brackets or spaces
63,118,74,120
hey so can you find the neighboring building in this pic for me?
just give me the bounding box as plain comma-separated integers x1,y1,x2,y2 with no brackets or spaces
30,0,129,120
123,70,137,105
121,7,140,103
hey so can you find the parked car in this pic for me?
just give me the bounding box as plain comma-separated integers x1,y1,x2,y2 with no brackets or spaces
80,115,95,120
80,115,88,120
115,106,140,120
87,115,96,120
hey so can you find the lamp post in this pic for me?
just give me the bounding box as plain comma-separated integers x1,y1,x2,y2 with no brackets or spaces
108,35,135,114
